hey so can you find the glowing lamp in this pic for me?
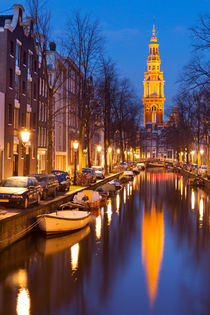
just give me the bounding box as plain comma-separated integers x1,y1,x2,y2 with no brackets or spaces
73,140,79,150
97,145,102,152
117,149,120,154
108,147,112,153
20,129,30,144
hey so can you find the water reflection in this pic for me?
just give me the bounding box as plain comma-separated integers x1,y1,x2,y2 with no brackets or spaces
16,288,30,315
96,215,102,239
107,199,112,225
0,170,209,315
141,205,164,306
71,243,80,271
191,190,195,210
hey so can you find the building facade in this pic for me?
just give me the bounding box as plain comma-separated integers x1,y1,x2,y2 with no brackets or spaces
142,24,165,126
0,4,39,179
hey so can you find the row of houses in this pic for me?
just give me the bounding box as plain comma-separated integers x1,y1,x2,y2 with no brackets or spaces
0,4,103,180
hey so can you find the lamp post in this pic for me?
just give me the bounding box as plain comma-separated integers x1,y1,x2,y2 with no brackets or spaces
73,140,79,185
191,151,195,163
20,129,30,176
117,148,120,164
200,149,204,166
108,147,112,173
97,145,102,166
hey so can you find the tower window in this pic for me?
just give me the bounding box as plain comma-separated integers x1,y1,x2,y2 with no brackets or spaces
152,106,156,111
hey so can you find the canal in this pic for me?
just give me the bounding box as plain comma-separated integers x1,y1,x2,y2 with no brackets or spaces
0,170,209,315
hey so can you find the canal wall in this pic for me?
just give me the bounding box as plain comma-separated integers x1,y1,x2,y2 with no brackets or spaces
174,167,210,192
0,173,122,252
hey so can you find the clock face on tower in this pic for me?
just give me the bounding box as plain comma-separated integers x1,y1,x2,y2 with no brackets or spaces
142,24,165,126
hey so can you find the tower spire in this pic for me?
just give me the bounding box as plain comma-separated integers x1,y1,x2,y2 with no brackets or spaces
153,17,156,37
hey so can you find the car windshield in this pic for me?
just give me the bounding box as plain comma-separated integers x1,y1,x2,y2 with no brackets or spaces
2,178,28,188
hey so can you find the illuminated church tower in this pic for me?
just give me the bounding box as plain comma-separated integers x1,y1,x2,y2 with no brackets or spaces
142,24,165,126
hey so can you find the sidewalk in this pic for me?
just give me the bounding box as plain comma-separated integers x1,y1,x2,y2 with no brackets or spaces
0,173,122,251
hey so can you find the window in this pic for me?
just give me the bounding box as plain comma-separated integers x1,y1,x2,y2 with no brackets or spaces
27,81,32,105
9,68,13,88
32,113,36,129
8,104,12,124
33,82,36,99
14,108,19,129
22,80,26,94
21,113,25,127
26,112,30,129
10,41,14,56
23,51,27,65
15,74,20,100
28,54,32,74
16,43,21,67
7,142,12,158
34,59,37,73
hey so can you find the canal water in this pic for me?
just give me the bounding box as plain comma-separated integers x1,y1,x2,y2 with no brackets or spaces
0,170,209,315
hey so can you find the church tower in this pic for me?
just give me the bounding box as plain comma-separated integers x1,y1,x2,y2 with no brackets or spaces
142,24,165,126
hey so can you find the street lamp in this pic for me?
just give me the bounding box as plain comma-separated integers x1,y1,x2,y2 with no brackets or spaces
108,147,112,172
20,129,31,176
97,145,102,166
73,140,79,185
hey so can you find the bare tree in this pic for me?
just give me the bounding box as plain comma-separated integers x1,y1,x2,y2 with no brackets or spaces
179,14,210,90
96,57,118,174
27,0,70,173
65,11,104,171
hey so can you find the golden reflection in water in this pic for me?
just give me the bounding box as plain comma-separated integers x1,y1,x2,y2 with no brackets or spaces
107,199,112,225
141,206,164,307
129,184,133,196
180,177,183,197
116,194,120,212
199,198,204,227
191,190,195,210
16,288,30,315
127,183,130,198
71,243,80,271
123,187,126,203
96,215,102,239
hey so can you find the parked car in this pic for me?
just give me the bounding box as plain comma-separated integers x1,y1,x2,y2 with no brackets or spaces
32,174,59,199
0,176,41,209
52,170,70,191
198,165,208,177
82,168,97,183
92,166,105,179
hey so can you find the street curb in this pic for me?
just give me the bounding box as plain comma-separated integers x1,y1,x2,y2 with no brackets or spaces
0,172,122,252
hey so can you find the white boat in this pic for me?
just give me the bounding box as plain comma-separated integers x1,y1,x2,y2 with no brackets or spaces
37,210,91,235
36,225,90,256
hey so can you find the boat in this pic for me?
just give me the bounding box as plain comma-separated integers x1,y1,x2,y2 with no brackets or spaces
119,170,134,182
188,177,204,188
36,225,90,256
73,190,102,208
37,210,91,235
108,180,122,190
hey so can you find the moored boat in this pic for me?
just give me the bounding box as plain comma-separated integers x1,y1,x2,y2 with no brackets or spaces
37,210,91,235
73,190,102,208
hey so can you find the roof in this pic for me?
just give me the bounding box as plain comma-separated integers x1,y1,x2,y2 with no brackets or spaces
0,15,13,27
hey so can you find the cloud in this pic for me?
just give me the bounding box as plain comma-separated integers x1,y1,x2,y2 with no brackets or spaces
104,28,140,42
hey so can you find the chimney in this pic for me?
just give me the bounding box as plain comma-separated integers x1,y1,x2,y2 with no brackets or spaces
49,42,56,51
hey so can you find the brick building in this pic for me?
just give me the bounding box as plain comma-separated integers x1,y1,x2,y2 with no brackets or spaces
0,4,39,179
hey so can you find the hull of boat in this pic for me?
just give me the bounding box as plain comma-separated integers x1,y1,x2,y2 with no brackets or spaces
37,225,90,255
37,210,91,235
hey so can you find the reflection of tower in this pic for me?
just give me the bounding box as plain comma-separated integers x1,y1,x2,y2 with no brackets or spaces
141,205,164,306
142,24,165,126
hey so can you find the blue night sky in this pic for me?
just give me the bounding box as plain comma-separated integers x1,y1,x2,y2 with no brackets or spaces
1,0,209,116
